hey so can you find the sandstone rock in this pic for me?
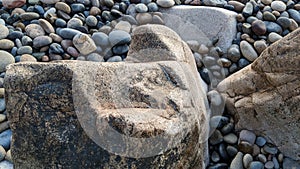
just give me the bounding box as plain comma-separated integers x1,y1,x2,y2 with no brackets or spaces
159,6,236,53
2,0,26,9
4,25,209,169
218,28,300,161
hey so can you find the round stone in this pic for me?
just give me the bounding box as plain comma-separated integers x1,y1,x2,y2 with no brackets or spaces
277,17,291,29
0,51,15,72
20,12,40,21
108,30,131,46
252,20,266,36
208,163,228,169
243,153,253,168
263,11,276,21
254,40,267,54
249,161,264,169
242,2,253,17
58,28,82,39
211,151,220,163
92,32,110,47
104,0,114,8
86,16,98,27
0,39,14,50
25,24,45,39
114,21,131,33
40,0,59,4
87,53,104,62
136,13,153,25
261,0,272,5
152,15,164,25
210,116,229,129
263,144,278,154
226,145,238,157
0,145,5,161
33,36,52,48
147,2,159,12
265,161,275,169
264,21,283,34
288,9,300,23
67,18,83,29
289,19,299,31
107,56,122,62
255,136,267,147
20,54,37,62
240,41,258,62
39,19,55,34
135,3,148,13
268,32,282,43
73,33,97,55
0,129,11,149
224,133,238,144
17,46,33,55
209,129,223,145
238,141,254,154
228,1,245,12
112,44,129,55
0,25,9,40
221,123,234,135
55,2,71,14
230,152,244,169
258,154,267,163
2,0,26,8
156,0,175,8
5,149,12,162
227,44,240,62
271,1,287,12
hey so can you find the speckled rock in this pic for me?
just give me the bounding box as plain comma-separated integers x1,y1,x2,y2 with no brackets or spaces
73,33,97,55
218,28,300,161
0,51,15,73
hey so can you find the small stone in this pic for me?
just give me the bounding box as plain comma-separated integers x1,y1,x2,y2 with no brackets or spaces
112,44,129,55
49,33,63,43
221,123,234,135
265,161,274,169
278,153,284,163
219,143,229,161
249,161,264,169
255,136,267,147
115,21,131,33
104,0,114,8
210,116,229,129
209,129,223,145
0,51,15,73
203,0,226,6
92,32,110,47
5,149,12,163
86,16,98,27
211,151,220,163
90,7,101,16
0,160,12,169
147,2,159,12
257,154,267,163
107,56,122,62
0,88,4,98
87,53,104,62
20,12,40,21
263,144,278,154
288,9,300,23
230,152,244,169
17,46,33,55
263,11,276,21
254,40,267,54
268,32,282,43
0,39,14,50
243,153,253,168
277,17,291,29
0,145,5,161
226,145,238,157
271,1,287,12
20,54,38,62
264,21,283,34
243,2,253,17
39,19,55,34
108,30,131,46
224,133,238,144
0,25,9,40
0,114,5,123
152,15,165,25
58,28,82,39
227,44,240,62
261,0,272,5
238,141,253,154
70,3,85,13
2,0,26,9
252,144,260,157
238,58,250,68
40,0,60,4
33,36,53,48
136,13,153,25
25,24,45,39
240,41,258,62
289,19,299,31
273,157,280,169
135,3,148,13
0,129,11,150
55,2,71,14
186,40,199,52
228,1,245,12
252,20,267,36
73,33,97,55
67,18,83,29
0,99,4,112
156,0,175,8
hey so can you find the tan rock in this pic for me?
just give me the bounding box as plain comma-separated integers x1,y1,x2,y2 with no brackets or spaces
2,0,26,9
218,28,300,161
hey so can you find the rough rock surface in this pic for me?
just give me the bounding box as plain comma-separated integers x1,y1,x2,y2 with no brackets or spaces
4,25,209,169
217,28,300,161
159,6,237,53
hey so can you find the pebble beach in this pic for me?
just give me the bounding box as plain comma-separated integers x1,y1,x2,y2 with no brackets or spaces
0,0,299,168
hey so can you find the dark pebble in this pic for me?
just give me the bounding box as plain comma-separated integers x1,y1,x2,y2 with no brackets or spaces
211,151,220,163
49,43,64,54
264,21,283,34
238,58,250,68
219,143,230,161
112,44,129,55
255,136,267,147
58,28,82,39
277,16,291,29
209,129,223,145
0,129,11,150
226,145,238,157
208,163,228,169
200,68,211,84
210,116,229,129
288,9,300,23
71,3,85,13
7,31,23,40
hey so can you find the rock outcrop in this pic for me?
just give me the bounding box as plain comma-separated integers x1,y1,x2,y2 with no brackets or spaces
4,25,209,168
218,28,300,161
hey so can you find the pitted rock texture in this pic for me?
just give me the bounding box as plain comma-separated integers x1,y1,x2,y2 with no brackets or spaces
217,28,300,161
4,25,209,169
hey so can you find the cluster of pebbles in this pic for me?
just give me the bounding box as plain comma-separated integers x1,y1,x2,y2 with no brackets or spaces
0,0,299,168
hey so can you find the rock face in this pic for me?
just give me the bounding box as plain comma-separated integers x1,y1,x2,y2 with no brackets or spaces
4,25,209,169
217,28,300,161
159,6,237,53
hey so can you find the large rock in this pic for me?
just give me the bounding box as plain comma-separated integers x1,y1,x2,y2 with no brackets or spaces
160,6,237,53
218,28,300,161
5,25,209,168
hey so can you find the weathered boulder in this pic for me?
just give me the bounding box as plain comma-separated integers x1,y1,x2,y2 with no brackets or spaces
159,6,237,53
218,28,300,161
5,25,209,168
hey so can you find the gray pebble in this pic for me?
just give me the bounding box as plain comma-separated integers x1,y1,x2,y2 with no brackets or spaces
249,161,264,169
288,9,300,23
92,32,110,47
115,21,131,33
0,99,5,112
209,129,223,145
263,11,276,21
224,133,238,144
67,18,83,29
277,17,292,29
108,30,131,46
0,51,15,73
112,44,129,55
156,0,175,8
221,123,234,135
255,136,267,147
86,16,98,27
230,152,244,169
25,24,45,39
264,21,283,34
107,55,122,62
243,153,253,168
147,2,159,12
271,1,287,12
273,157,280,169
240,41,258,62
0,129,11,150
87,53,104,62
73,33,97,55
0,25,9,40
207,163,228,169
265,161,275,169
211,151,220,163
254,40,267,54
20,54,37,62
263,144,278,154
33,36,52,48
58,28,82,39
0,39,14,50
226,145,238,157
135,3,148,13
17,46,33,55
243,2,253,17
257,154,267,163
227,44,240,62
0,160,13,169
268,32,282,43
0,145,5,161
210,116,229,129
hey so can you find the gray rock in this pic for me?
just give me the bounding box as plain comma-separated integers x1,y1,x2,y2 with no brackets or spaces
0,39,14,50
263,144,278,154
277,17,292,29
230,152,244,169
33,36,53,48
208,163,228,169
135,3,148,13
255,136,267,147
25,24,45,39
106,56,123,62
86,53,104,62
203,0,227,7
243,153,253,168
0,129,11,150
160,6,237,53
240,41,258,62
20,54,37,62
135,13,152,25
73,33,97,55
268,32,282,43
0,98,5,112
0,145,5,161
92,32,110,47
264,21,283,34
108,30,131,46
20,12,40,21
226,145,238,157
223,133,237,144
0,51,15,73
147,2,159,12
211,151,220,163
209,129,223,145
288,9,300,23
58,28,82,39
271,1,287,12
227,44,241,62
17,46,33,55
265,161,275,169
114,21,131,33
112,44,129,55
254,40,267,54
0,160,13,169
257,154,267,163
156,0,175,8
0,25,9,40
263,11,276,21
243,2,253,17
86,16,98,27
273,157,280,169
249,161,264,169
